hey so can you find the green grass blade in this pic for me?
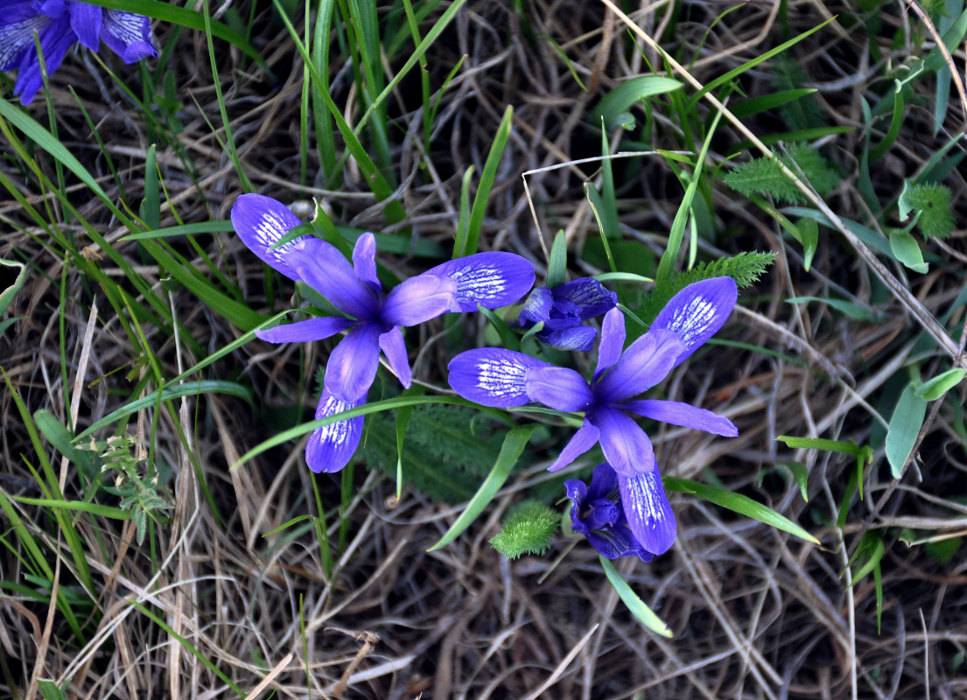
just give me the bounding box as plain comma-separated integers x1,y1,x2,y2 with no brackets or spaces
886,383,928,478
664,476,820,545
599,556,673,637
427,425,535,551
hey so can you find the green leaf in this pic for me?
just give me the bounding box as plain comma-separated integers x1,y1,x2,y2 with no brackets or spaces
74,381,253,441
776,462,810,501
590,76,682,129
0,256,27,320
454,105,513,257
427,425,535,551
731,88,820,118
489,500,559,559
598,557,673,637
546,231,568,287
917,368,966,401
664,476,820,544
887,228,928,273
786,296,879,322
886,383,928,478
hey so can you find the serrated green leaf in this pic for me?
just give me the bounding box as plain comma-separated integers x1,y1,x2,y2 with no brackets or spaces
427,425,536,551
599,556,673,637
886,383,928,478
664,476,820,544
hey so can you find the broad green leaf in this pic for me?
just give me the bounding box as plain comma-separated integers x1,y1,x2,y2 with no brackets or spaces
0,256,27,319
599,556,673,637
888,229,928,273
664,476,820,544
427,426,535,551
886,383,928,478
786,296,879,322
917,368,966,401
590,76,682,129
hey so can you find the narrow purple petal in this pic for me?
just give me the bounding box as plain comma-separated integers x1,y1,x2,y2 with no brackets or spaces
100,10,157,63
587,461,619,500
547,420,601,472
617,469,677,555
289,238,379,320
538,326,597,352
651,277,737,370
426,252,535,311
593,328,684,404
13,15,74,104
305,390,365,473
518,287,553,325
622,399,738,437
324,324,381,402
594,307,625,376
378,326,411,388
380,273,457,327
592,406,655,477
69,2,101,51
230,194,308,282
352,232,380,294
447,348,550,408
254,316,354,344
554,278,617,319
524,366,594,412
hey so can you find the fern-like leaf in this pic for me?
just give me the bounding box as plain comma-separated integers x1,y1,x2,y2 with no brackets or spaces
633,251,776,327
490,500,560,559
357,404,503,502
723,143,839,204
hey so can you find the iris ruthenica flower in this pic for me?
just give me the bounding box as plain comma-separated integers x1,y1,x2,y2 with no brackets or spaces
518,277,616,351
565,462,655,561
232,193,536,473
0,1,157,104
448,277,738,555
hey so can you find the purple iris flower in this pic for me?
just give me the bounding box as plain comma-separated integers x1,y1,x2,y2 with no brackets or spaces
231,193,536,473
518,277,616,351
565,463,654,561
448,277,738,555
0,1,157,105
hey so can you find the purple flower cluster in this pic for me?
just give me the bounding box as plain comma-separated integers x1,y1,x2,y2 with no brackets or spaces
231,193,738,560
231,194,535,473
0,1,157,104
448,277,738,556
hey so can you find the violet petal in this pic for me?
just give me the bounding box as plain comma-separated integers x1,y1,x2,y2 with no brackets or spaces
547,419,601,472
616,469,677,556
592,406,655,477
447,348,550,408
324,324,381,402
593,328,684,404
230,194,308,282
378,326,411,388
254,316,354,344
289,237,379,321
427,252,535,311
305,389,365,473
524,366,594,412
651,277,737,370
622,399,738,437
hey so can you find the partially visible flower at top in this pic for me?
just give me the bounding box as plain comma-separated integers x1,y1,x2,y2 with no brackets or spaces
518,277,616,351
231,193,536,473
565,462,655,562
448,277,738,555
0,1,158,105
